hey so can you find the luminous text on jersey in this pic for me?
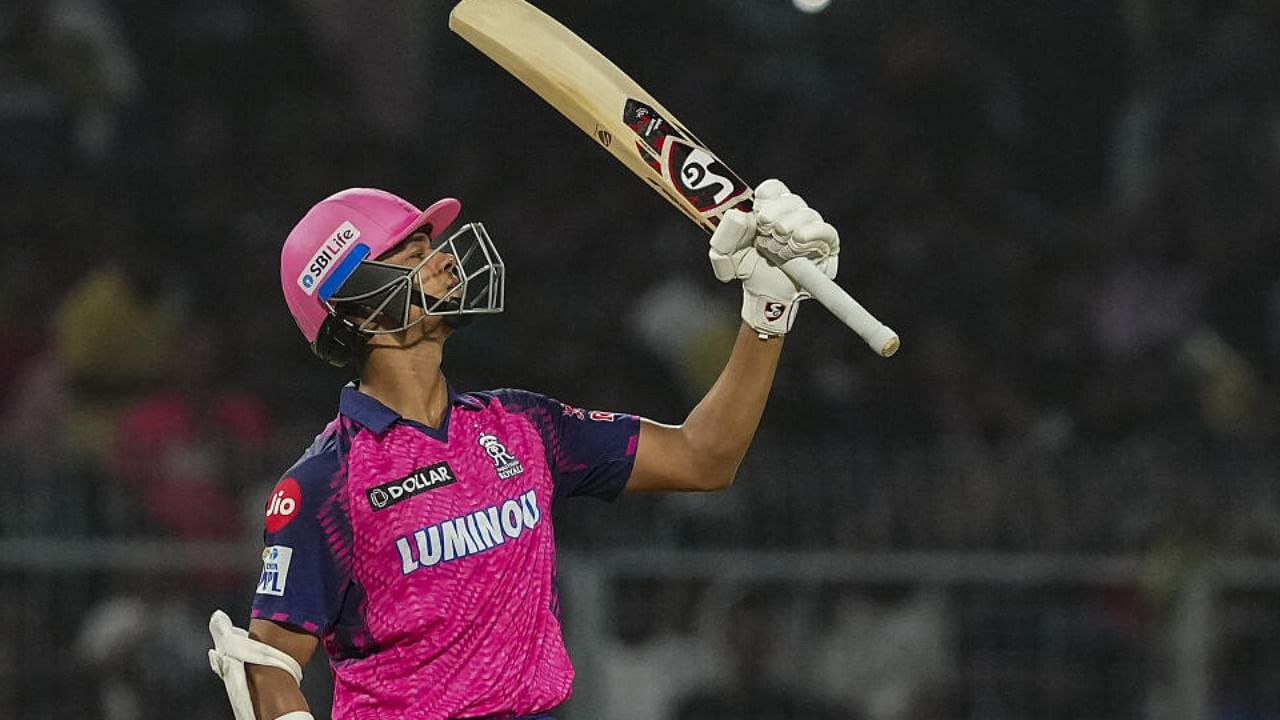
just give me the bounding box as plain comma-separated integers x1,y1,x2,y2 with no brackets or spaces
395,489,541,574
367,462,456,511
297,221,361,295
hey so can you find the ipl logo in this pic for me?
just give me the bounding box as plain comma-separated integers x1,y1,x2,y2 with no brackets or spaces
479,433,524,479
256,545,293,597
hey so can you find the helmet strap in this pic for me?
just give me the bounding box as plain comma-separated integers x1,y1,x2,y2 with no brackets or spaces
312,314,369,368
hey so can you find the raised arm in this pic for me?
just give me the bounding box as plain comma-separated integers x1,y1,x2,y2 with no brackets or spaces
625,180,838,493
626,324,784,492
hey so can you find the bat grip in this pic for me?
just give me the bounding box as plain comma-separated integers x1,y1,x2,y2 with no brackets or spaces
780,257,900,357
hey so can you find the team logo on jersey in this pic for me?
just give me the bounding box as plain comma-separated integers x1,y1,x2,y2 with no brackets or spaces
265,477,302,533
256,545,293,596
367,462,457,511
479,433,524,479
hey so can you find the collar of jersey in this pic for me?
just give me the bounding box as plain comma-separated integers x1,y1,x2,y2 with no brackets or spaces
339,382,485,434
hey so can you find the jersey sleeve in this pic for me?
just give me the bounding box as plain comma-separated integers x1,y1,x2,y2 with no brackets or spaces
490,389,640,502
250,433,352,636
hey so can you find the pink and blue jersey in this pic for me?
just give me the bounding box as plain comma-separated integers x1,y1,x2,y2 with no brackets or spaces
251,384,640,720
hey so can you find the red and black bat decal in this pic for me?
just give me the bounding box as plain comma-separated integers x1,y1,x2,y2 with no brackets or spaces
623,98,751,216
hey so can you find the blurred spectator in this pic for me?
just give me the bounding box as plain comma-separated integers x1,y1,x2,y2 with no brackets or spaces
1,264,175,535
812,587,953,720
671,588,854,720
108,321,273,544
74,579,226,720
53,265,176,456
40,0,140,161
597,578,724,720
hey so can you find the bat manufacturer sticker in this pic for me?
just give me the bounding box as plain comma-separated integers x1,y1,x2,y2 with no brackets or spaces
622,99,751,216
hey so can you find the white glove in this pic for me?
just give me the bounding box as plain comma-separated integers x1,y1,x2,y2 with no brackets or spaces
754,179,840,269
208,609,305,720
708,180,839,336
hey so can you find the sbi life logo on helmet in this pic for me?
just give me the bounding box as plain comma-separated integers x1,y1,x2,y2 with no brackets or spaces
297,221,361,296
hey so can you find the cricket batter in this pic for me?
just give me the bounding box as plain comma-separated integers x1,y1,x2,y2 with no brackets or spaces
208,179,838,720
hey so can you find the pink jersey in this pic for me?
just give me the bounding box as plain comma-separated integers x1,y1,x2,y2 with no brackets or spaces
251,384,639,719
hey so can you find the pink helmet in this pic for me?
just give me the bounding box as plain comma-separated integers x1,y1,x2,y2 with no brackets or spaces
280,188,461,343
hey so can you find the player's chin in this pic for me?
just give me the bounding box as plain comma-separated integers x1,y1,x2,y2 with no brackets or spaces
417,313,455,341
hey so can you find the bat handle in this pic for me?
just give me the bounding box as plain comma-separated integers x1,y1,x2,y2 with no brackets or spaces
780,257,900,357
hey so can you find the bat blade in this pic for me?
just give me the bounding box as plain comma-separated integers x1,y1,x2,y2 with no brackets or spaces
449,0,900,356
448,0,751,230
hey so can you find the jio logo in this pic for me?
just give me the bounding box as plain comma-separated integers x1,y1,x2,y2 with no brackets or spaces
265,477,302,532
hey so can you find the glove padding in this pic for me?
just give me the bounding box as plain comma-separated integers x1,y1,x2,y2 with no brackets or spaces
754,179,840,267
208,609,304,720
708,180,838,336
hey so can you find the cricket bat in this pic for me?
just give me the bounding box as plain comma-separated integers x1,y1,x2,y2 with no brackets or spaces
449,0,900,357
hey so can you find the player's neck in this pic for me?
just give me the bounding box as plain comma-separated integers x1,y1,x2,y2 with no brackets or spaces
359,344,451,429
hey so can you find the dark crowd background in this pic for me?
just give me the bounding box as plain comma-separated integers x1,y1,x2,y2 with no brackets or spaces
1,0,1278,718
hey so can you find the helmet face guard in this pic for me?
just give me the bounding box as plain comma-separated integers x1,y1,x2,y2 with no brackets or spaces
325,222,505,335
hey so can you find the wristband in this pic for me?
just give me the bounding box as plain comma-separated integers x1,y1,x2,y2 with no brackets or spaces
275,713,315,720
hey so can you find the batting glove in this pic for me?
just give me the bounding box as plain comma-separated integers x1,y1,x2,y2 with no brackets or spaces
708,180,838,337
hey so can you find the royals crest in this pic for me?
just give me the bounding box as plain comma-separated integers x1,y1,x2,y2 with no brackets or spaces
479,433,524,479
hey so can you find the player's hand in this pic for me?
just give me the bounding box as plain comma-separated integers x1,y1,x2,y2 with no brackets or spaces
708,179,838,336
753,179,840,273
